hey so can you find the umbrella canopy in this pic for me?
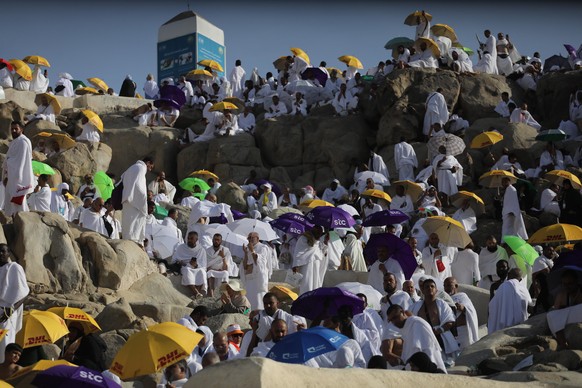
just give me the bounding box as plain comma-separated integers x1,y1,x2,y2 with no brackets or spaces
479,170,517,188
299,199,335,209
81,110,104,132
23,55,50,67
291,287,365,320
427,134,465,156
301,67,328,87
47,307,101,334
179,177,211,192
159,84,187,107
0,58,14,71
7,360,76,386
269,285,298,302
290,48,310,64
362,189,392,202
338,55,363,69
545,170,582,189
529,224,582,244
32,160,55,176
227,218,278,241
278,213,315,227
470,131,504,149
404,10,432,25
35,131,74,150
110,322,203,380
362,209,409,227
267,326,348,364
503,235,539,266
200,224,247,248
421,216,472,248
536,129,567,142
363,233,418,277
450,191,485,214
430,24,458,41
270,218,310,236
9,59,32,80
267,207,303,219
197,59,223,72
305,207,356,229
32,365,121,388
87,77,109,92
186,69,213,81
93,171,114,201
273,56,289,71
209,101,239,112
34,93,62,115
231,209,246,220
337,204,359,217
415,37,441,57
75,87,100,96
149,223,181,259
390,180,424,201
154,98,181,110
189,169,219,181
354,171,389,186
336,282,383,310
16,310,69,348
326,67,344,77
384,36,415,50
223,96,245,112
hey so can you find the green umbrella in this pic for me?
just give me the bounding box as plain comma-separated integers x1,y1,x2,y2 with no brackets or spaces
31,160,55,176
461,46,475,56
535,129,567,142
179,177,210,193
503,235,539,266
193,192,206,200
154,205,168,220
94,171,114,201
384,36,415,50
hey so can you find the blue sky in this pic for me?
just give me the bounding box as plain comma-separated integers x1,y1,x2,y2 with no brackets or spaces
3,0,581,92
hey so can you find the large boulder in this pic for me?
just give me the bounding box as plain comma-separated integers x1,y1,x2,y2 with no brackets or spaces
47,142,98,193
123,273,192,306
458,73,512,122
255,117,304,166
96,298,138,332
536,70,582,128
216,182,247,212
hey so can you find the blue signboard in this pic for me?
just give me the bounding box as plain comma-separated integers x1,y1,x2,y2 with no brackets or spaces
197,33,225,76
157,33,197,82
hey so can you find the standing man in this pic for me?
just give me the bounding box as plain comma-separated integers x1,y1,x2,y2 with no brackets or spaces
394,137,418,181
293,227,325,295
0,244,29,362
229,60,246,99
423,89,448,138
444,277,479,350
478,235,508,290
421,233,457,282
501,177,528,241
2,121,34,216
121,157,154,245
241,232,269,310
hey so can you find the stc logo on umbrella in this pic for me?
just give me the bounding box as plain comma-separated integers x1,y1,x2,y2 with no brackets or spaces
289,228,302,235
79,371,104,383
156,350,188,369
25,335,49,346
333,219,347,227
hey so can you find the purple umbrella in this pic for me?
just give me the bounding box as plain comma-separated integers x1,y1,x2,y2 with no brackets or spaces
153,97,181,110
363,233,418,279
209,213,228,224
362,209,409,227
301,67,328,87
270,218,310,236
279,213,315,227
255,179,282,197
305,207,356,229
231,209,246,220
32,365,121,388
564,44,577,56
159,84,186,107
291,287,365,320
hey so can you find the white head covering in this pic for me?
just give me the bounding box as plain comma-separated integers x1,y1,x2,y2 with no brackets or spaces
195,325,214,354
334,347,355,368
532,258,549,274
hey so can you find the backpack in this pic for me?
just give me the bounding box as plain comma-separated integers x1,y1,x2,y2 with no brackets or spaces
110,181,124,211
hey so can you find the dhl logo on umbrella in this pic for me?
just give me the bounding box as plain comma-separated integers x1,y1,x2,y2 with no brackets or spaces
110,361,124,374
25,335,49,346
64,313,91,321
156,349,188,369
542,235,566,242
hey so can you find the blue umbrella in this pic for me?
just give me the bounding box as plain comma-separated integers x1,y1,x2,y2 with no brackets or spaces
270,218,310,236
278,213,315,227
363,233,418,279
291,287,364,320
305,207,356,229
362,209,409,227
267,326,348,364
32,365,121,388
384,36,415,50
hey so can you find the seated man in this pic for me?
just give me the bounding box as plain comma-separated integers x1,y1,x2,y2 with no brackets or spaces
238,105,256,133
322,179,348,205
290,92,307,116
264,95,287,119
444,277,479,350
332,83,359,116
173,231,208,299
547,269,582,348
157,359,189,388
494,92,515,118
0,343,22,380
250,319,288,357
206,234,235,297
406,41,438,69
509,103,541,130
26,94,56,124
76,115,101,144
79,197,108,236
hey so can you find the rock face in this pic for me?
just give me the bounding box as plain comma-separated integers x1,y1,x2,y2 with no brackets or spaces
536,70,582,128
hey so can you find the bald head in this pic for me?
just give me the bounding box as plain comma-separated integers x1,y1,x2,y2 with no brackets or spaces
444,277,458,295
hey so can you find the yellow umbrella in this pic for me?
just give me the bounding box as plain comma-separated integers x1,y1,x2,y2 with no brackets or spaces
528,224,582,244
209,101,239,112
326,67,344,77
300,199,335,208
190,169,219,181
470,131,504,149
75,87,100,95
16,310,69,349
404,10,433,26
81,109,104,132
415,37,441,57
7,359,76,385
34,93,61,115
338,55,363,69
0,381,12,388
290,48,310,64
186,69,213,81
269,285,299,302
35,132,76,150
110,322,203,380
197,59,223,72
87,77,109,92
450,191,485,215
273,56,289,71
430,24,458,41
544,170,582,190
9,59,32,81
391,180,424,201
362,189,392,202
479,170,517,188
422,216,472,248
47,306,101,334
0,328,8,342
23,55,51,67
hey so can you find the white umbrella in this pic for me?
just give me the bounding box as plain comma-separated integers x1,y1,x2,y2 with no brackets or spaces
337,204,360,217
336,282,383,311
227,218,278,241
354,171,389,186
149,224,181,259
201,224,247,246
58,72,73,80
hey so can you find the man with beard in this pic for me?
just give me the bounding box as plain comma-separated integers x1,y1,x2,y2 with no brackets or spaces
444,277,479,350
379,272,412,366
421,233,457,282
478,235,509,290
173,231,208,299
490,259,510,300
